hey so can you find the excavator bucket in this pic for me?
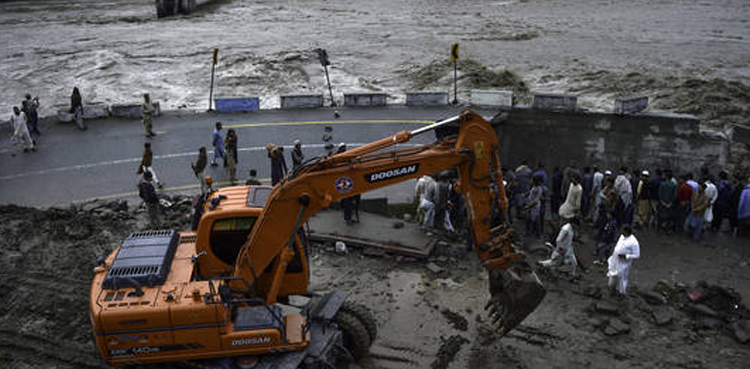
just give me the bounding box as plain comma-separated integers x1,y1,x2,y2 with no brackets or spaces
485,260,546,337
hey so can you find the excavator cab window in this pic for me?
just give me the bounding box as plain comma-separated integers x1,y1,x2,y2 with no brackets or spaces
209,217,258,265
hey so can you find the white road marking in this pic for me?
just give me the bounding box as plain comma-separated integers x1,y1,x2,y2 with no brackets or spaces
0,142,419,181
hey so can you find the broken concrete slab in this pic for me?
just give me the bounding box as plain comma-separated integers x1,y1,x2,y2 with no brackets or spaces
307,210,435,258
604,318,630,336
652,309,673,326
640,290,668,305
426,262,444,274
729,320,750,344
595,301,620,315
688,303,719,318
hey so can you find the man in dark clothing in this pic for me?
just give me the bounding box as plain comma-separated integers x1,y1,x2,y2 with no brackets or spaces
138,172,160,227
22,94,41,136
70,87,86,131
434,174,452,230
581,167,593,219
192,147,208,193
291,140,304,168
534,163,548,187
267,143,288,185
245,169,262,186
551,167,564,216
593,211,618,265
657,170,677,233
712,171,734,232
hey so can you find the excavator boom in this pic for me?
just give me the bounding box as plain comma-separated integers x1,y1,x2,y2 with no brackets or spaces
231,110,545,334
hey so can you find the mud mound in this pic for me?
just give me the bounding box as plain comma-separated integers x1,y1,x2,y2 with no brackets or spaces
567,70,750,128
430,335,468,369
0,197,193,369
402,59,529,97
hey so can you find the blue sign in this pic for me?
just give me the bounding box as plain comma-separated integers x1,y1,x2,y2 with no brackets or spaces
214,97,260,113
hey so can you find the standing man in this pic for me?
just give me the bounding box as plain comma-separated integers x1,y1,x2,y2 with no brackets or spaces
615,167,634,226
607,225,640,296
581,167,593,219
22,94,41,136
137,142,162,189
551,167,564,217
10,106,35,153
416,175,437,226
558,175,583,222
524,176,543,237
704,177,718,227
737,177,750,236
191,147,208,193
138,172,160,227
211,122,225,167
591,166,604,223
636,170,651,230
70,87,86,131
686,183,709,240
515,161,533,218
142,93,156,138
533,163,548,187
291,139,304,168
658,170,678,233
225,129,238,184
712,171,734,232
267,143,288,185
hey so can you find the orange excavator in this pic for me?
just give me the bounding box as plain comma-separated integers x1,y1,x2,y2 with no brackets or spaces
89,109,545,367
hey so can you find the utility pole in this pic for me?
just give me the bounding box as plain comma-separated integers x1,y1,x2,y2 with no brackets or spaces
315,48,336,107
450,43,460,105
208,48,218,111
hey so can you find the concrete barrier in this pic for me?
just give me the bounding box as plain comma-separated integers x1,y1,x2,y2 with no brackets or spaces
532,93,577,111
406,92,449,106
614,96,649,115
83,103,110,119
57,110,74,123
214,97,260,112
281,94,324,109
111,102,162,119
470,90,514,107
156,0,214,18
344,93,387,107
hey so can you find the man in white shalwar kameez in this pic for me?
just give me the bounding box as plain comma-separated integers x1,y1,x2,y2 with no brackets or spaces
704,178,718,224
416,175,437,228
607,225,640,296
539,217,579,275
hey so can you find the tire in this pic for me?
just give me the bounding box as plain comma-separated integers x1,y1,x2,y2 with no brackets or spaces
333,310,371,360
340,301,378,343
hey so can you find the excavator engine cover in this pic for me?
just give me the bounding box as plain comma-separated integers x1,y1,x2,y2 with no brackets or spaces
102,230,179,290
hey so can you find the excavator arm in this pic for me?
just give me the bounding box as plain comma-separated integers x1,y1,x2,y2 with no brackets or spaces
231,110,545,335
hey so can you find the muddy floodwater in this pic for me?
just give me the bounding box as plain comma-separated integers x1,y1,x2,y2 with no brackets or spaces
1,0,749,126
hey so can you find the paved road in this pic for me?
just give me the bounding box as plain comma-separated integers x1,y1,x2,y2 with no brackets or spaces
1,106,496,207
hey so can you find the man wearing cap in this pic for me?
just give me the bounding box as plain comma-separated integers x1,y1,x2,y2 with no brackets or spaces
138,172,160,227
636,170,651,229
607,224,640,296
291,139,304,168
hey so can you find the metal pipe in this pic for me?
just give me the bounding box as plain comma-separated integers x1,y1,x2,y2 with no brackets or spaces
410,115,460,136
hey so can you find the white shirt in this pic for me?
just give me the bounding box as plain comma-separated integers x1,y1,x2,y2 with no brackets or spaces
607,234,640,277
558,183,582,219
614,175,633,206
10,113,28,139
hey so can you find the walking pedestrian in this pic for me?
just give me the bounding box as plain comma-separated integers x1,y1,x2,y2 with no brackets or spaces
685,183,709,240
210,122,225,167
225,129,238,184
539,217,579,276
267,143,288,185
138,172,160,227
137,142,162,189
70,87,86,130
607,225,640,296
142,93,156,138
191,147,208,193
10,106,35,152
22,94,41,136
245,169,261,185
291,139,304,168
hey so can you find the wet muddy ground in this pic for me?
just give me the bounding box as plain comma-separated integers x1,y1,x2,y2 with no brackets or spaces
1,199,748,368
1,0,748,128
